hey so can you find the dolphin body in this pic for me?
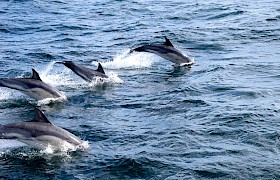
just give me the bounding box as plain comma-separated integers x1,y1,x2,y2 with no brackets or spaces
59,61,108,82
131,37,194,67
0,69,65,101
0,108,87,151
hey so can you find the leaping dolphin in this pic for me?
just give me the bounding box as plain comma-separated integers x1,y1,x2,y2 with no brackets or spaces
58,61,108,82
131,37,194,67
0,108,88,151
0,69,66,101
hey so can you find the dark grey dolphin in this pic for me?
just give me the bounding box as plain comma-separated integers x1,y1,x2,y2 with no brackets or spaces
58,61,108,82
0,108,88,151
0,69,66,101
131,37,194,66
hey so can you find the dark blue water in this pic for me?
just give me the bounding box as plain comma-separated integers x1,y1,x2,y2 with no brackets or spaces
1,0,280,179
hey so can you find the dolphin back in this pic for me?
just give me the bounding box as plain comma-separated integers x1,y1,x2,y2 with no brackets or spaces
0,124,31,139
0,78,30,90
131,37,194,66
61,61,108,82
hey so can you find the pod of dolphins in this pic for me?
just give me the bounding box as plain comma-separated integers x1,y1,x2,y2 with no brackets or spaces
0,37,194,152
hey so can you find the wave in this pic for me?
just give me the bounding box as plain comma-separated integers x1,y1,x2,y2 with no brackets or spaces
207,10,244,20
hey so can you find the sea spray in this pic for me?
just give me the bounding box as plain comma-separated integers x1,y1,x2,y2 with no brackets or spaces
93,49,157,70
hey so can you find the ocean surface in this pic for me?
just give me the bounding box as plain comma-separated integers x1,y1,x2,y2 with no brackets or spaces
0,0,280,179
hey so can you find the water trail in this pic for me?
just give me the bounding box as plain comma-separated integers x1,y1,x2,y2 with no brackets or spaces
94,49,158,70
40,61,56,78
40,61,80,87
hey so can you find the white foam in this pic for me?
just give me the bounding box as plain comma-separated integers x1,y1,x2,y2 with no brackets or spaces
93,49,157,70
42,144,54,154
88,72,124,87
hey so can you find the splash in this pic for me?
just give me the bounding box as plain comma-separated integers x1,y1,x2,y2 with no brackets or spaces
37,95,68,106
40,61,56,78
41,140,89,155
87,72,124,88
93,49,157,70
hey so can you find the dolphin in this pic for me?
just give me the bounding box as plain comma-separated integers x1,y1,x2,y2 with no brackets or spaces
0,108,87,151
58,61,108,82
0,69,66,101
131,37,194,66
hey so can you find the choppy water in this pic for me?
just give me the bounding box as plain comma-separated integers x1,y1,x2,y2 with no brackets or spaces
0,0,280,179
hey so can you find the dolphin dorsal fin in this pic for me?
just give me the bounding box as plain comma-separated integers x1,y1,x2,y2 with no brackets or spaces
34,108,52,124
96,63,105,74
164,37,174,47
32,69,42,81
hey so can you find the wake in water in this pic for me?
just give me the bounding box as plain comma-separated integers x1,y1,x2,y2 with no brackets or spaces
94,49,159,70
